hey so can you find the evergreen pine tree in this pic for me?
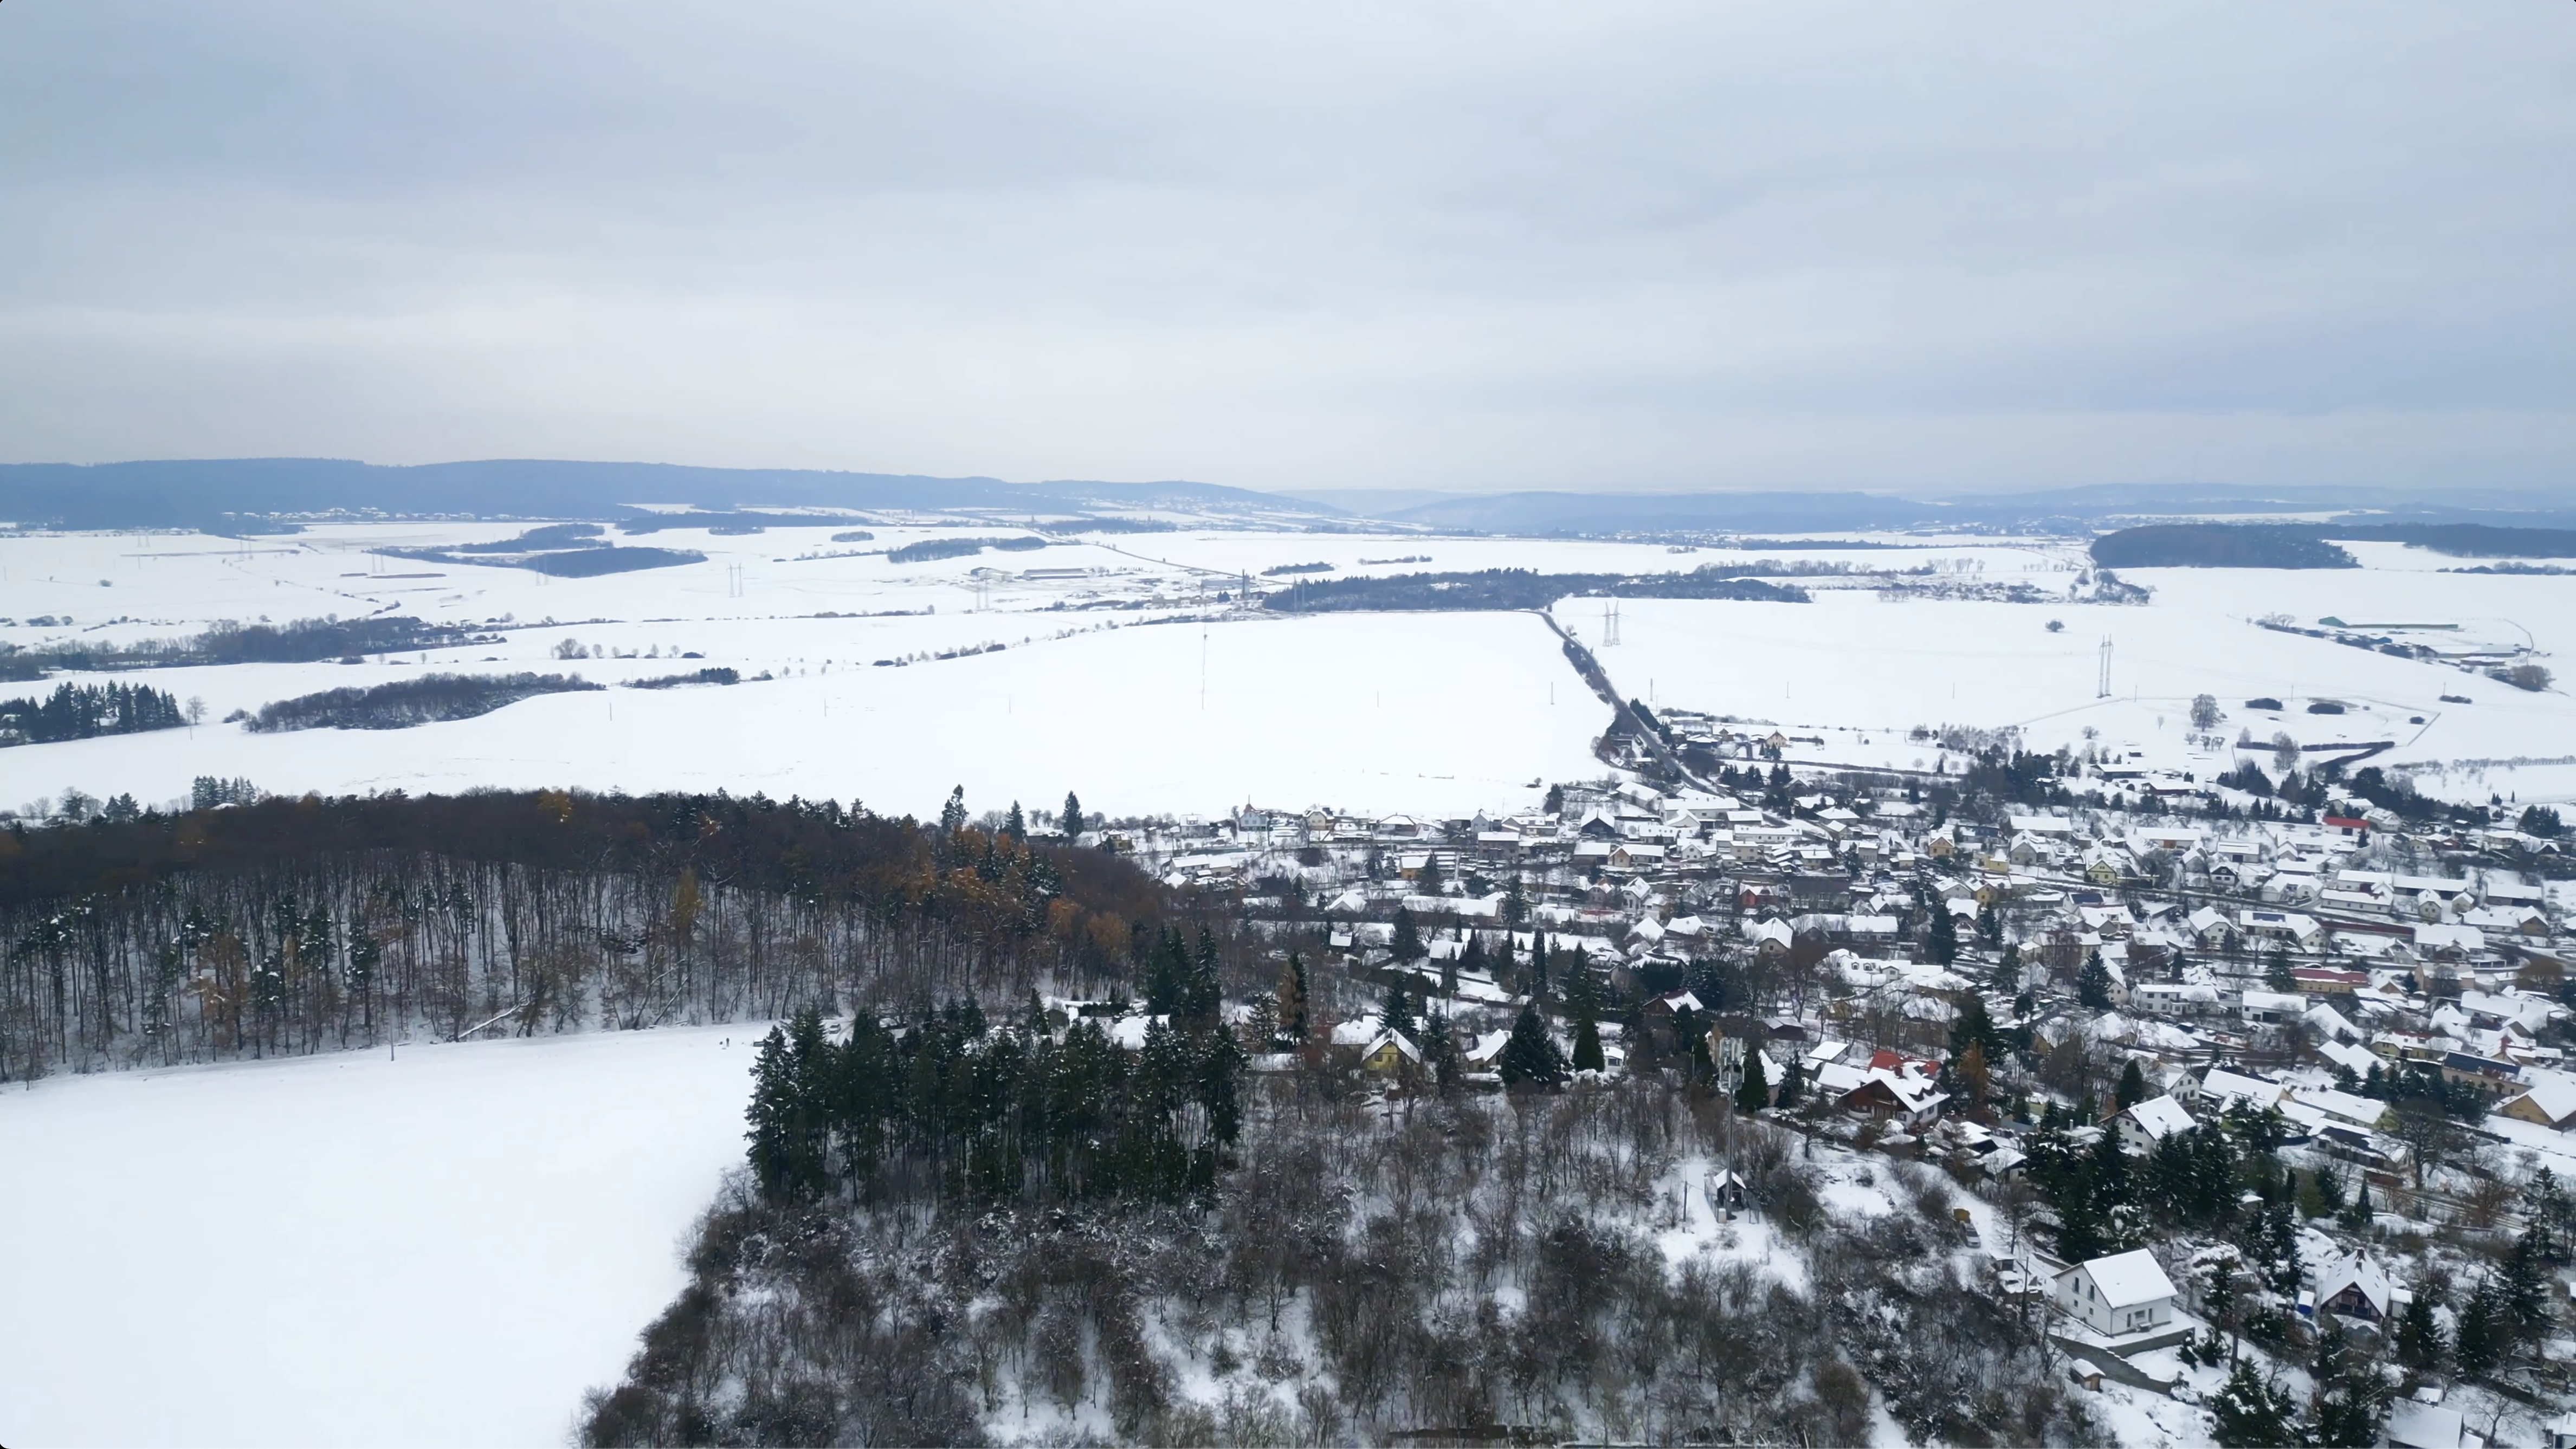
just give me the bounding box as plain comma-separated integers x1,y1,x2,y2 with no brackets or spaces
1568,964,1604,1073
1288,953,1310,1040
1928,899,1958,965
1276,953,1308,1045
2394,1289,2446,1372
1185,927,1223,1019
940,785,968,835
1441,943,1462,999
2115,1057,2147,1110
1776,1052,1804,1107
1381,975,1417,1038
1497,1004,1567,1090
2455,1279,2504,1375
2077,948,2115,1009
1003,800,1026,842
1993,942,2023,993
1390,907,1425,963
2500,1228,2551,1338
2307,1317,2389,1448
1531,932,1551,1004
2207,1360,2297,1448
1422,1011,1462,1094
1061,791,1082,839
2339,1176,2373,1233
1735,1043,1771,1114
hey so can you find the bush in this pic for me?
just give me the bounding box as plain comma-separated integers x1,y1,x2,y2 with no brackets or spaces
2244,697,2282,710
2307,700,2347,715
2523,805,2565,838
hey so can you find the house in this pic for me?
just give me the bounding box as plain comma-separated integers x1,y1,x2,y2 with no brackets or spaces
2188,1066,2286,1115
2052,1249,2178,1337
2414,923,2485,961
2114,1094,2198,1154
2240,909,2324,949
2500,1078,2576,1131
1358,1031,1423,1075
2311,1250,2394,1322
2322,814,2370,842
1836,1060,1948,1128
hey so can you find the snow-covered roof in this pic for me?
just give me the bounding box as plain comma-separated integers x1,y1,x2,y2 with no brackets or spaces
2386,1399,2464,1449
2319,1039,2380,1078
2195,1068,2285,1112
2507,1076,2576,1128
2118,1094,2197,1142
2067,1249,2177,1308
2415,923,2484,953
2314,1250,2392,1316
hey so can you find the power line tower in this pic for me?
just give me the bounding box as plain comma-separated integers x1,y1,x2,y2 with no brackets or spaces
2097,637,2113,698
1602,599,1622,648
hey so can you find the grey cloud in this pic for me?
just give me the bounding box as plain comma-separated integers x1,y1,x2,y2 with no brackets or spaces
0,1,2570,493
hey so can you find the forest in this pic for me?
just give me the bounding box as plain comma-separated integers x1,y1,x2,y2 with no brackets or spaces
2088,525,2361,570
886,536,1051,564
244,671,604,731
1264,567,1810,613
2093,520,2576,569
0,613,487,674
584,1069,2090,1448
0,681,187,747
0,788,1180,1082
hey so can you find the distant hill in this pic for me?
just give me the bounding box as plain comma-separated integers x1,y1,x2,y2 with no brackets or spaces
0,458,1320,530
1382,490,1945,535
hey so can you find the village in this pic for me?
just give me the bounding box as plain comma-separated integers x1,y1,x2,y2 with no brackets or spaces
1070,733,2576,1446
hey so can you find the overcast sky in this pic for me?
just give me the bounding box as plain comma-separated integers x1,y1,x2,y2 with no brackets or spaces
3,3,2570,495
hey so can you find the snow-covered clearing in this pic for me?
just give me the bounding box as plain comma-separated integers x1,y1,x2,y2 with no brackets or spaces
0,1025,757,1448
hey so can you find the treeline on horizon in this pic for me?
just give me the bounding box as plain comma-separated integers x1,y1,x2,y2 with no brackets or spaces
2091,520,2576,569
1264,566,1812,613
0,788,1189,1082
0,613,490,676
885,535,1050,564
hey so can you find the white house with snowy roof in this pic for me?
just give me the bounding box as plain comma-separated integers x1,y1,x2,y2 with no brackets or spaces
2052,1249,2178,1337
2113,1094,2198,1154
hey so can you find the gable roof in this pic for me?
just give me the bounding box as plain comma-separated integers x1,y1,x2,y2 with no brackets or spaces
2069,1249,2177,1308
2118,1094,2197,1142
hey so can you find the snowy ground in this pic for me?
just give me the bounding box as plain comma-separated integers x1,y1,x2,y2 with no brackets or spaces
1566,550,2576,806
0,1025,758,1448
2,520,2570,819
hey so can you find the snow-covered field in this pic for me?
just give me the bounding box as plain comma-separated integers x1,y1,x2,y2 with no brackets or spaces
1566,553,2576,805
0,1025,757,1448
2,520,2570,819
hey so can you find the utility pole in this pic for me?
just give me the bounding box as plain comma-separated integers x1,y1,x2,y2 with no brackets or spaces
2097,637,2113,698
